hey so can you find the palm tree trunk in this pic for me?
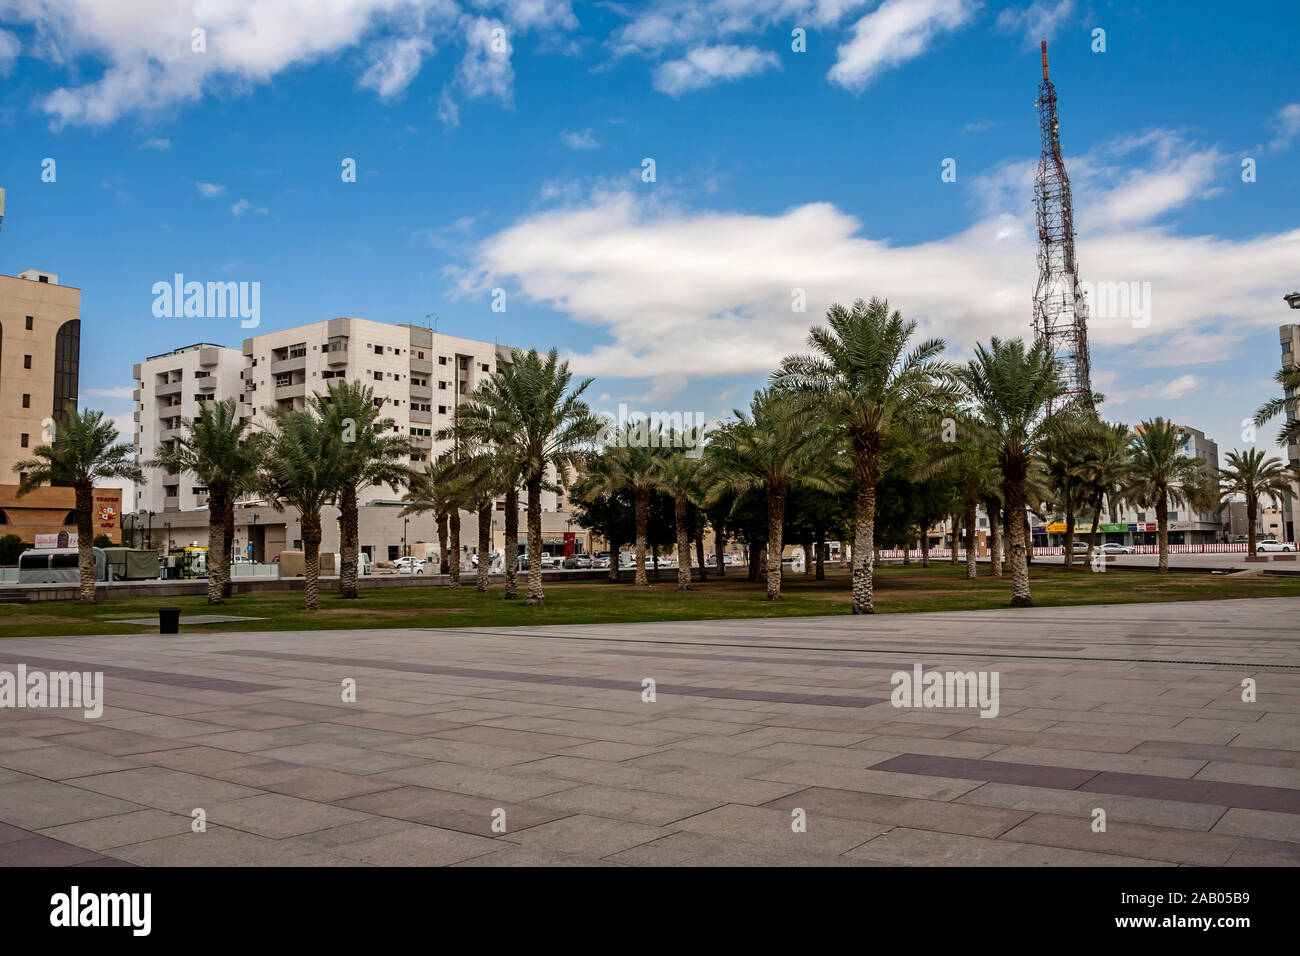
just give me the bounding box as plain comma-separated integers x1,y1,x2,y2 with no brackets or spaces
302,511,322,612
1062,484,1075,568
715,526,726,577
852,441,878,614
476,499,491,592
801,536,813,576
448,508,461,588
921,531,930,568
1157,495,1170,573
950,512,960,565
504,486,519,599
766,485,786,600
633,486,650,587
984,498,1002,577
437,511,449,574
965,499,978,580
222,499,235,599
339,484,360,599
695,531,707,583
1086,491,1102,562
1247,497,1257,557
902,541,911,565
1006,480,1031,606
525,476,544,605
652,544,660,582
206,487,227,605
675,493,692,590
76,483,96,605
608,540,620,583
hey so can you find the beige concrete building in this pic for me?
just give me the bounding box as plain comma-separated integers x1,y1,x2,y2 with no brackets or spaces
0,269,82,543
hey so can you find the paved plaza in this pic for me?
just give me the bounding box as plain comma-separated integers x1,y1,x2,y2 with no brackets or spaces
1,597,1298,866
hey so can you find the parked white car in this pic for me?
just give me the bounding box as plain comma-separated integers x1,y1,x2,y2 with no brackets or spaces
1256,540,1296,552
1097,543,1134,554
393,555,426,573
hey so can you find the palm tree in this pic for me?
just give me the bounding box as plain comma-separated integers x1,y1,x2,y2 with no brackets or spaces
260,407,340,611
311,381,413,599
1039,418,1093,567
400,459,454,575
1127,418,1205,573
1077,420,1132,560
148,398,266,605
452,348,600,606
1253,364,1300,449
705,389,838,600
960,338,1066,606
1218,448,1291,556
588,426,660,587
14,406,142,604
652,439,703,590
774,297,958,613
921,422,1000,580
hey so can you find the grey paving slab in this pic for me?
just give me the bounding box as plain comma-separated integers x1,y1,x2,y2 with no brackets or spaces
0,595,1297,865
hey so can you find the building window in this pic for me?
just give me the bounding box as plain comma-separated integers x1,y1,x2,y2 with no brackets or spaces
374,344,384,355
373,371,382,381
480,362,489,372
53,320,80,418
417,350,425,359
289,342,307,358
23,354,32,369
438,356,448,365
20,433,29,448
25,316,34,330
21,394,30,409
439,381,447,389
438,405,447,414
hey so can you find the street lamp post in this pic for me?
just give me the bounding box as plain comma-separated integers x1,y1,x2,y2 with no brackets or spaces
165,522,171,551
403,518,409,558
147,510,154,550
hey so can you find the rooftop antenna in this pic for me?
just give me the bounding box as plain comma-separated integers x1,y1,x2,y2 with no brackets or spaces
425,312,439,334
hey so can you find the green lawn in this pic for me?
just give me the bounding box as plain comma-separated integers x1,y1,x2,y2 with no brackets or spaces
3,563,1299,637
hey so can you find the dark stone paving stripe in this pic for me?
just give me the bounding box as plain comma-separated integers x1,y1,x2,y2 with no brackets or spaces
1079,771,1300,815
1132,740,1300,769
872,753,1100,790
0,653,280,694
0,823,123,867
216,648,882,708
875,753,1300,816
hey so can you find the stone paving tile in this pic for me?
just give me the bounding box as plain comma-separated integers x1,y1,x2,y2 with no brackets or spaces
764,787,1031,838
64,766,262,813
529,784,722,826
1080,770,1300,814
843,827,1164,867
105,827,354,867
337,785,569,836
0,834,114,866
1193,761,1300,790
0,744,145,780
251,742,428,775
1133,739,1300,769
208,761,403,802
871,753,1101,790
672,803,889,854
755,762,985,801
372,762,584,801
954,781,1227,830
38,809,194,850
1211,808,1300,842
454,846,627,866
502,814,671,856
1001,814,1300,866
207,793,373,838
0,778,144,829
606,831,854,866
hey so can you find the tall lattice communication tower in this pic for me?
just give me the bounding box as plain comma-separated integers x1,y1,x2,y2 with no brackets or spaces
1032,40,1092,413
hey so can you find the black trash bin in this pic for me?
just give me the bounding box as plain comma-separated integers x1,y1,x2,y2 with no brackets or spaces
159,607,181,634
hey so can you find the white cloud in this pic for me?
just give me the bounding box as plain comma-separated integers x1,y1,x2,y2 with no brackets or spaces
437,86,460,126
996,0,1076,47
196,181,225,197
231,198,268,216
458,15,514,103
7,0,579,127
0,28,19,75
452,134,1299,386
359,35,434,99
829,0,977,91
653,45,780,96
140,137,171,150
560,128,599,149
1270,102,1300,152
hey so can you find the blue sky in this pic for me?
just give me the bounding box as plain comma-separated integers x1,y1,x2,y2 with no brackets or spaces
1,0,1298,462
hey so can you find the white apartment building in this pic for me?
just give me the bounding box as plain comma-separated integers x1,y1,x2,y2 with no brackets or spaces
132,318,565,563
132,343,244,514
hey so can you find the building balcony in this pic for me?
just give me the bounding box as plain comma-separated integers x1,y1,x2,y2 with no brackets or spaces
409,358,432,374
198,347,221,367
411,434,432,450
156,380,182,398
409,383,432,400
270,354,306,375
325,347,348,366
163,496,179,510
409,408,432,425
274,381,306,401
